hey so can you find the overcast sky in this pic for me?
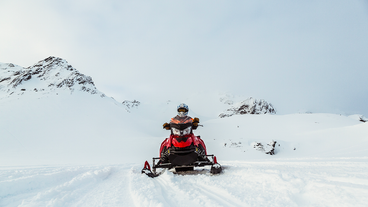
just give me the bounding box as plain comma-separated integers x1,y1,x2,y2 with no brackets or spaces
1,0,367,115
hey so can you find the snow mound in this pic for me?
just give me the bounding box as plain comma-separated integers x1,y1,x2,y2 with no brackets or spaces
219,97,276,118
0,56,105,98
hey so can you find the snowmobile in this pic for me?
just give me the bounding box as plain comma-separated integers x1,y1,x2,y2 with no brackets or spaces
142,120,222,178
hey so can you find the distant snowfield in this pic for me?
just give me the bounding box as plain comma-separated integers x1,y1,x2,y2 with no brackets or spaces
1,88,368,206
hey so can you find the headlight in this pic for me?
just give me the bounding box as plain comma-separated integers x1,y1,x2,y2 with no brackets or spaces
183,126,192,135
172,126,192,136
172,128,181,136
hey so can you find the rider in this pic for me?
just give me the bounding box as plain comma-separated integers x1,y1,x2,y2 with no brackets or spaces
163,103,199,130
161,103,207,162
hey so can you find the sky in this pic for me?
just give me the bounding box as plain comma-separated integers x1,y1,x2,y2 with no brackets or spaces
0,0,368,115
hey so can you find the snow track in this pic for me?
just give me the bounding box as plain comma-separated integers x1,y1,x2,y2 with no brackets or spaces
1,159,368,207
128,159,368,207
0,165,135,207
130,167,244,207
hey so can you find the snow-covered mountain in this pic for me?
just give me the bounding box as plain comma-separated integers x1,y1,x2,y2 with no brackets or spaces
0,56,105,98
1,58,368,207
219,97,276,118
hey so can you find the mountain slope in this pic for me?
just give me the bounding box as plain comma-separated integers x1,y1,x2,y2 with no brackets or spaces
0,57,156,166
0,56,104,98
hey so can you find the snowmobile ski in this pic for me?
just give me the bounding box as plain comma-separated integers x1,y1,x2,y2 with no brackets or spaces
141,161,167,178
210,156,222,174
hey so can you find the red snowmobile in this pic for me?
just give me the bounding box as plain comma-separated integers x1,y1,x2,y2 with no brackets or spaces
142,118,222,178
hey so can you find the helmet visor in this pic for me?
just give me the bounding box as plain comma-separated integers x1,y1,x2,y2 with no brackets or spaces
178,108,188,112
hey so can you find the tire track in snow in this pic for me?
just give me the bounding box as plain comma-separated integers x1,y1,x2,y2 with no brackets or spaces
17,166,114,207
0,166,100,207
0,165,135,207
2,160,368,207
154,173,198,207
187,181,247,207
130,166,247,207
152,172,235,207
129,168,202,207
72,165,135,207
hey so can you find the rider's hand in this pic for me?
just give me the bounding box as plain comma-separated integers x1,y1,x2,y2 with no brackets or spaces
192,117,199,128
163,122,171,130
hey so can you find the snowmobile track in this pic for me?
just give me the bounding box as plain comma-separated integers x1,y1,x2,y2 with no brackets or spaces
2,160,368,207
153,173,243,207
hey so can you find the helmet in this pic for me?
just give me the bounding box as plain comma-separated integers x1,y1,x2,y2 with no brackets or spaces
177,103,189,117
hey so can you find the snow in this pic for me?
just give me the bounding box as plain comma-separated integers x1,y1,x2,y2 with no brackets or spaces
2,161,368,207
1,61,368,206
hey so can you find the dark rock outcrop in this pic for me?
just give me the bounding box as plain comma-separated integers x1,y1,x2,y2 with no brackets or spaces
219,97,276,118
122,100,140,112
252,140,277,155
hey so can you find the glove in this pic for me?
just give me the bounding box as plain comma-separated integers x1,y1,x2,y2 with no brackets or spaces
163,122,171,130
192,117,199,128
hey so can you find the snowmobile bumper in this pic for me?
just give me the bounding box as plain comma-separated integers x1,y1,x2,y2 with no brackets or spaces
167,150,198,166
153,154,219,170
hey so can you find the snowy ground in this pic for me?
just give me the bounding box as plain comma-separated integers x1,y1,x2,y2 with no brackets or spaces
1,159,368,207
1,91,368,206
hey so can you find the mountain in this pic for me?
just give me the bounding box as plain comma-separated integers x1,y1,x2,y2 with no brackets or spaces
219,97,276,118
0,56,105,98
